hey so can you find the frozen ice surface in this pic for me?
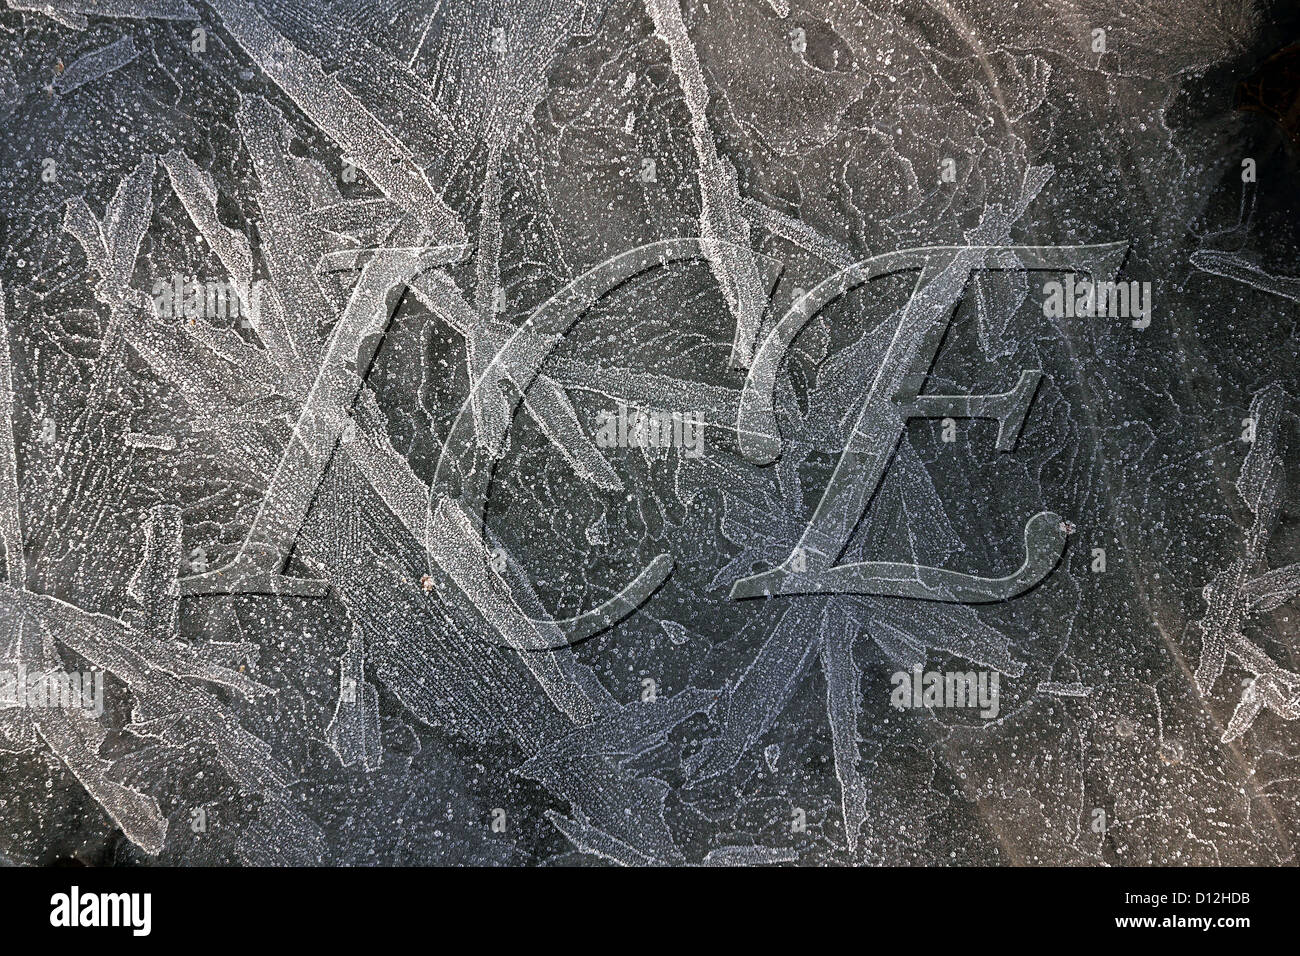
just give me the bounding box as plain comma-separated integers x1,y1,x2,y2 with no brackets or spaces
0,0,1298,865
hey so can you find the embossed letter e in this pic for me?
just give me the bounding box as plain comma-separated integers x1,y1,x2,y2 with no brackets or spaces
731,243,1128,604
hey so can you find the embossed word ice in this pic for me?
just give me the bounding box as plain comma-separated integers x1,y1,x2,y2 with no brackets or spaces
180,239,1134,651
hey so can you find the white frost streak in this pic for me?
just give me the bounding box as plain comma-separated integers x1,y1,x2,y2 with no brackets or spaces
0,286,22,585
206,0,463,242
646,0,768,368
407,272,623,490
1193,383,1300,741
820,604,867,853
54,35,138,92
326,625,382,771
161,149,255,296
1191,251,1300,304
5,0,196,30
